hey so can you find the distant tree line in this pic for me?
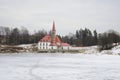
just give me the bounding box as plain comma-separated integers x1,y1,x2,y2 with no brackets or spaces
0,26,120,50
98,30,120,50
60,28,120,50
60,28,98,46
0,26,47,45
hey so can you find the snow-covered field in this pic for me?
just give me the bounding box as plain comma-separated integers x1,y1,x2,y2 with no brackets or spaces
0,53,120,80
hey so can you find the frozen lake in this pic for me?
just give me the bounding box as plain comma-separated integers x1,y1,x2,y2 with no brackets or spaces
0,53,120,80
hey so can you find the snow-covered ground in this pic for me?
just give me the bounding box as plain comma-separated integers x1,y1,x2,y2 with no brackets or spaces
100,45,120,55
112,45,120,55
0,53,120,80
71,44,120,55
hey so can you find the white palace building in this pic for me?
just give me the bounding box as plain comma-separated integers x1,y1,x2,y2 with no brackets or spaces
38,21,70,52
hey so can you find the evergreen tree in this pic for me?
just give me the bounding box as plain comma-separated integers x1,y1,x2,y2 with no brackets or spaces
93,30,98,45
9,28,20,45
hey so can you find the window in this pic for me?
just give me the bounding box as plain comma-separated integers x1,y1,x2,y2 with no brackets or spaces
51,46,53,49
40,43,41,46
62,47,63,50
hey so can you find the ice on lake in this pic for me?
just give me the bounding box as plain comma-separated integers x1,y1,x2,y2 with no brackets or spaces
0,53,120,80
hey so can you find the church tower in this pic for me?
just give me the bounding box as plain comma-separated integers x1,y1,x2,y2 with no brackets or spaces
50,21,56,46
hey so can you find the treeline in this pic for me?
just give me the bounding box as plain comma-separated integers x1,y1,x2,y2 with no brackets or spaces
61,28,120,50
0,26,47,45
98,30,120,50
60,28,98,46
0,26,120,50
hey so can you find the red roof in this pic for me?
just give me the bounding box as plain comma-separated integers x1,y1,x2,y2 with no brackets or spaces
40,35,70,46
61,43,70,46
40,35,61,43
40,35,51,42
55,36,61,42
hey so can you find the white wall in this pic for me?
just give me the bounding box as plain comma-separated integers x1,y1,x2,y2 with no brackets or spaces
62,46,70,50
50,46,57,50
38,42,51,50
38,41,71,51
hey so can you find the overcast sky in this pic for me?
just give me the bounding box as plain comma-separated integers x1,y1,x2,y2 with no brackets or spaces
0,0,120,35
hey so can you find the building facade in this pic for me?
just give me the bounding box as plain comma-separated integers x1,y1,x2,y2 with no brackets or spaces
38,21,70,52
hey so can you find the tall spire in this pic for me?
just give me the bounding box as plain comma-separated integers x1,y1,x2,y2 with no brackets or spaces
50,21,56,46
52,21,56,31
